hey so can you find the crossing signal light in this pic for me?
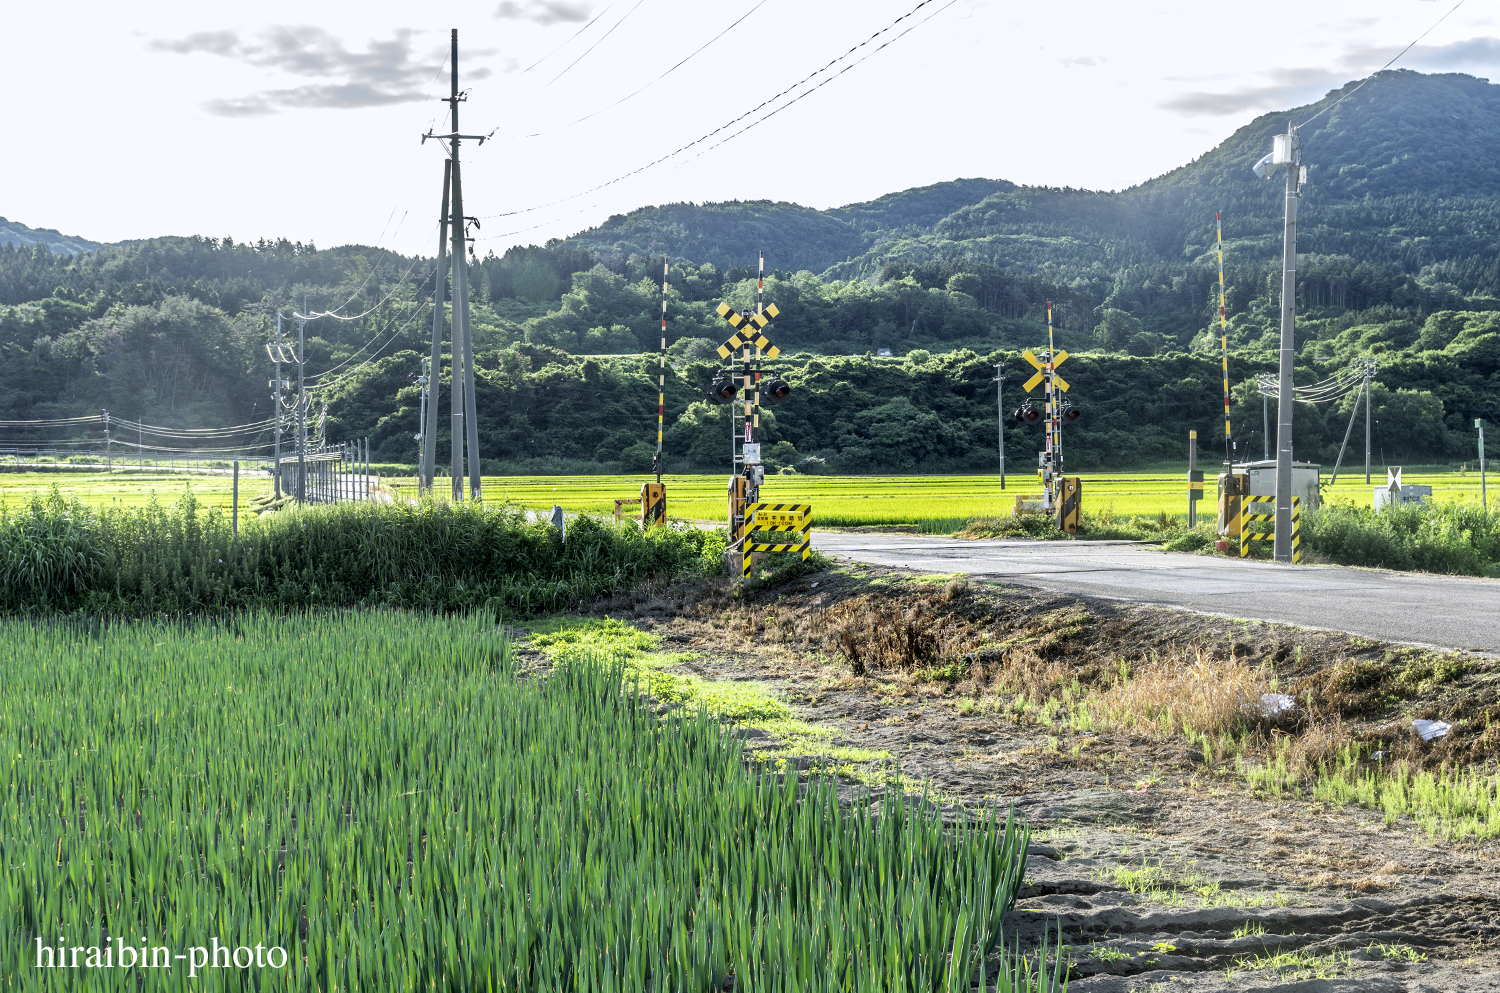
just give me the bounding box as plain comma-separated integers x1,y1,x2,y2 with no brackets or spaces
705,374,737,404
1062,404,1083,423
1013,401,1041,424
760,376,792,405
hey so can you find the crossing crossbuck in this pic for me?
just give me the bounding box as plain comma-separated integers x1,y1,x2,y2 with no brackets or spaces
741,503,811,578
1021,348,1070,393
715,302,781,359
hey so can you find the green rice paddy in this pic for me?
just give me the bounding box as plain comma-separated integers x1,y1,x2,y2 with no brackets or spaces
3,467,1489,527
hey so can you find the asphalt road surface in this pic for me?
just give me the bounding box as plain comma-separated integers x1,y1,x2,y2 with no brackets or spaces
813,532,1500,654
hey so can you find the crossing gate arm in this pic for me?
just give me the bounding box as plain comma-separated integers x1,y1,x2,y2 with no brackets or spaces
740,502,812,578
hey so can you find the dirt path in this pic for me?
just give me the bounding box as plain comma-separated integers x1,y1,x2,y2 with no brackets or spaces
575,559,1500,990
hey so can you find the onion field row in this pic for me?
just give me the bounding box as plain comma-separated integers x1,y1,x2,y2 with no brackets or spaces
0,611,1034,991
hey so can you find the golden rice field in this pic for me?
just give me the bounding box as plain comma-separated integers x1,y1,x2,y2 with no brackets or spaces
3,468,1490,526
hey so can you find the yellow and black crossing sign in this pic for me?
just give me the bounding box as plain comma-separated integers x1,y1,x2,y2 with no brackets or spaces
1239,496,1301,563
741,502,811,577
1021,348,1070,393
1188,470,1204,501
715,302,781,359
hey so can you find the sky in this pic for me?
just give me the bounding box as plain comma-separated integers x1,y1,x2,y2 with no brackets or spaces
4,0,1498,260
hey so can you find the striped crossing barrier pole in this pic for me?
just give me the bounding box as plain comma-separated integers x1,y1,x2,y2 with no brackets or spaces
740,503,812,578
1240,496,1300,562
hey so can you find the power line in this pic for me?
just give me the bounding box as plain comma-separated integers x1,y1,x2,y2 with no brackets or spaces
474,0,957,223
296,227,438,322
683,0,959,164
520,0,771,135
541,0,649,91
1300,0,1468,129
523,0,623,73
307,296,435,392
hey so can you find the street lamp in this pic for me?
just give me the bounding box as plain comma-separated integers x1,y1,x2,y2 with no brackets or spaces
1254,121,1305,564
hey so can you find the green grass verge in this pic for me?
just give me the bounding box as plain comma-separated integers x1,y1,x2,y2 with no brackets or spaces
0,489,724,615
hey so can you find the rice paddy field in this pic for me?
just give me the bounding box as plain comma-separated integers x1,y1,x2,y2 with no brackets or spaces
0,611,1033,991
0,470,257,511
466,470,1493,527
2,467,1490,526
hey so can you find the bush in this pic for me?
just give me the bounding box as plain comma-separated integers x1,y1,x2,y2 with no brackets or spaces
1303,502,1500,576
0,489,721,615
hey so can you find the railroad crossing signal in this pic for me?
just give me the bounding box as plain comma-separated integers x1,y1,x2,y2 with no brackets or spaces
1021,349,1069,393
715,302,781,359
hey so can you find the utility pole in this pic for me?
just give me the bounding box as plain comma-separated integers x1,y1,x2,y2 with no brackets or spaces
102,410,110,469
1217,211,1233,465
272,310,284,499
423,30,487,501
415,356,431,470
1365,368,1374,484
297,300,308,505
993,362,1006,489
421,162,450,493
1479,418,1488,512
1188,429,1198,528
1271,123,1302,563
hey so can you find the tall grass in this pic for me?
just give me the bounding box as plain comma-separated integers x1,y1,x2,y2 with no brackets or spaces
1303,501,1500,576
0,489,722,614
0,611,1040,990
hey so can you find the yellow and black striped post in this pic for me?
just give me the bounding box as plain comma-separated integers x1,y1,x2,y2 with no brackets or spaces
1240,495,1300,562
740,503,812,578
1291,496,1302,563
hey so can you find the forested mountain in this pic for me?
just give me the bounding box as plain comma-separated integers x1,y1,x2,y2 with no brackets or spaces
0,217,104,257
1,69,1496,473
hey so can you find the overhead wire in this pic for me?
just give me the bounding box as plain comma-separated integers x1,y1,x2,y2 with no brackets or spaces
683,0,959,164
517,0,771,135
307,295,435,392
540,0,649,91
297,225,439,323
475,0,957,223
0,416,98,427
1299,0,1468,130
522,0,622,73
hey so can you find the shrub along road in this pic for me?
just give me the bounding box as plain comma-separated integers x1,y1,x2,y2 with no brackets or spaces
812,533,1500,654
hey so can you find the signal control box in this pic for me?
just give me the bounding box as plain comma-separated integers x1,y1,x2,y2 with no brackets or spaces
1217,472,1249,536
1056,476,1082,534
640,482,666,526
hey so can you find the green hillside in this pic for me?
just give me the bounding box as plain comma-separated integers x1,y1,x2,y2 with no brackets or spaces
0,70,1495,472
0,216,104,256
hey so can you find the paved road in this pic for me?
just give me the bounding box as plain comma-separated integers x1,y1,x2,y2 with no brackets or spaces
813,532,1500,654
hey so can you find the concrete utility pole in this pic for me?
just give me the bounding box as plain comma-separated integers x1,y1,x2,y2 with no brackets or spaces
297,299,308,504
422,162,451,493
993,362,1006,489
422,29,485,501
1480,418,1489,512
1366,371,1374,485
273,310,283,499
1271,123,1302,564
1188,429,1198,528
